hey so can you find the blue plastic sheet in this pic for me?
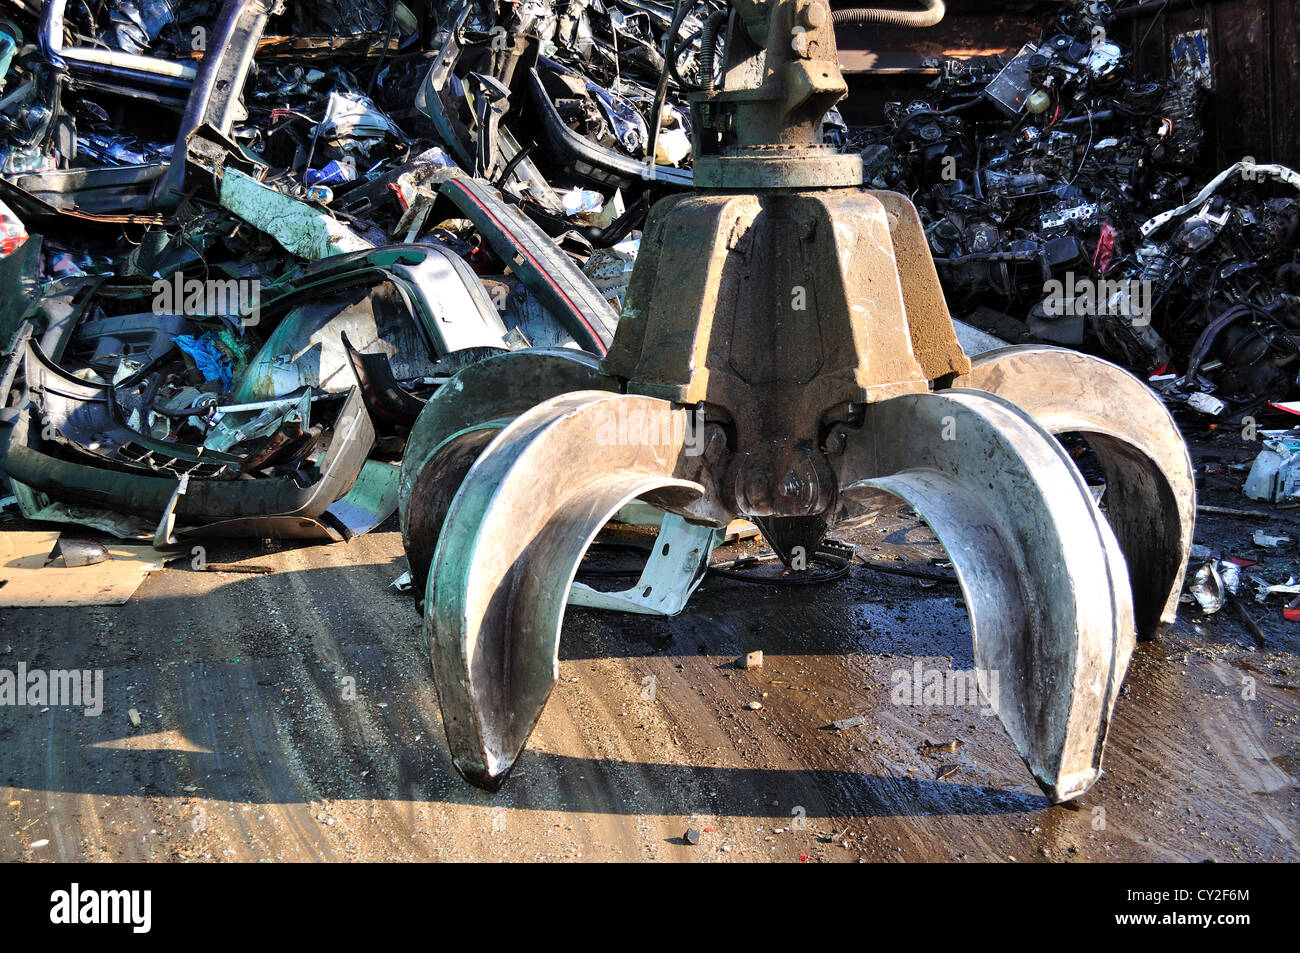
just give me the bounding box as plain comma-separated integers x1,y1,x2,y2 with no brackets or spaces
173,333,233,390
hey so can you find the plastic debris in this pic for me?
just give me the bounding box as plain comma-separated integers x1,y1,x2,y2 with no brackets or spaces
173,333,236,390
1190,561,1227,614
0,198,28,259
1244,433,1300,503
561,188,604,217
1251,530,1292,549
1186,392,1227,417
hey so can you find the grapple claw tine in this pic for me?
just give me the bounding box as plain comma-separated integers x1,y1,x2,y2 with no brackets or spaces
831,389,1136,802
425,392,712,788
399,349,621,598
952,345,1195,640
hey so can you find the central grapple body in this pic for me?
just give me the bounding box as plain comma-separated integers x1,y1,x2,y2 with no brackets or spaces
399,0,1195,802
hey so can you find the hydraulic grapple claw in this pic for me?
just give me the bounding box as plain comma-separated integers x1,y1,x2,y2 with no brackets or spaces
399,348,620,598
399,0,1195,802
425,392,723,787
829,389,1135,802
951,346,1196,640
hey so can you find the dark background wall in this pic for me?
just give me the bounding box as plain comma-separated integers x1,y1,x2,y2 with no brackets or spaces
833,0,1300,166
1122,0,1300,167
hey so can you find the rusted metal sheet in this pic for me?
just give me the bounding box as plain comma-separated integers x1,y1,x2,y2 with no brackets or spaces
1274,1,1300,166
834,0,1050,125
1125,0,1300,165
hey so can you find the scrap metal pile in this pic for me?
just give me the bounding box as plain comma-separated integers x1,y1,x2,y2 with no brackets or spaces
0,0,1296,546
852,1,1300,416
0,0,718,540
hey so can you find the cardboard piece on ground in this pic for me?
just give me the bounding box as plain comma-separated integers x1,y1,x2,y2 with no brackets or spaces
0,530,59,569
0,531,173,606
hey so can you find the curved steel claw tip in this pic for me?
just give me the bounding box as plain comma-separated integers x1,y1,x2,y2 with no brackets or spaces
426,392,709,788
952,345,1195,641
832,388,1135,802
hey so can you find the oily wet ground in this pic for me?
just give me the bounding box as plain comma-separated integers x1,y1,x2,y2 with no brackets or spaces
0,434,1297,862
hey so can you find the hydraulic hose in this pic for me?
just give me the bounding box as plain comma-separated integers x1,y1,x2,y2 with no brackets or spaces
697,10,728,91
831,0,945,28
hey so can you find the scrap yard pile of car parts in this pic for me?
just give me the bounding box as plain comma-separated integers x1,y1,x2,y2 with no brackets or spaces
858,2,1300,415
0,0,1296,544
0,0,717,540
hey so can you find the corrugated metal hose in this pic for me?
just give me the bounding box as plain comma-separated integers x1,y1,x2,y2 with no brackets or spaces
831,0,946,28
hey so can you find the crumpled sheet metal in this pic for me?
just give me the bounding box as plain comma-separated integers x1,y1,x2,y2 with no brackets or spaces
2,381,375,526
0,238,516,542
0,0,705,549
217,167,373,259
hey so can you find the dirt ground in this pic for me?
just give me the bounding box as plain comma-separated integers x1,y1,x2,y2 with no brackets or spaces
1,431,1297,863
